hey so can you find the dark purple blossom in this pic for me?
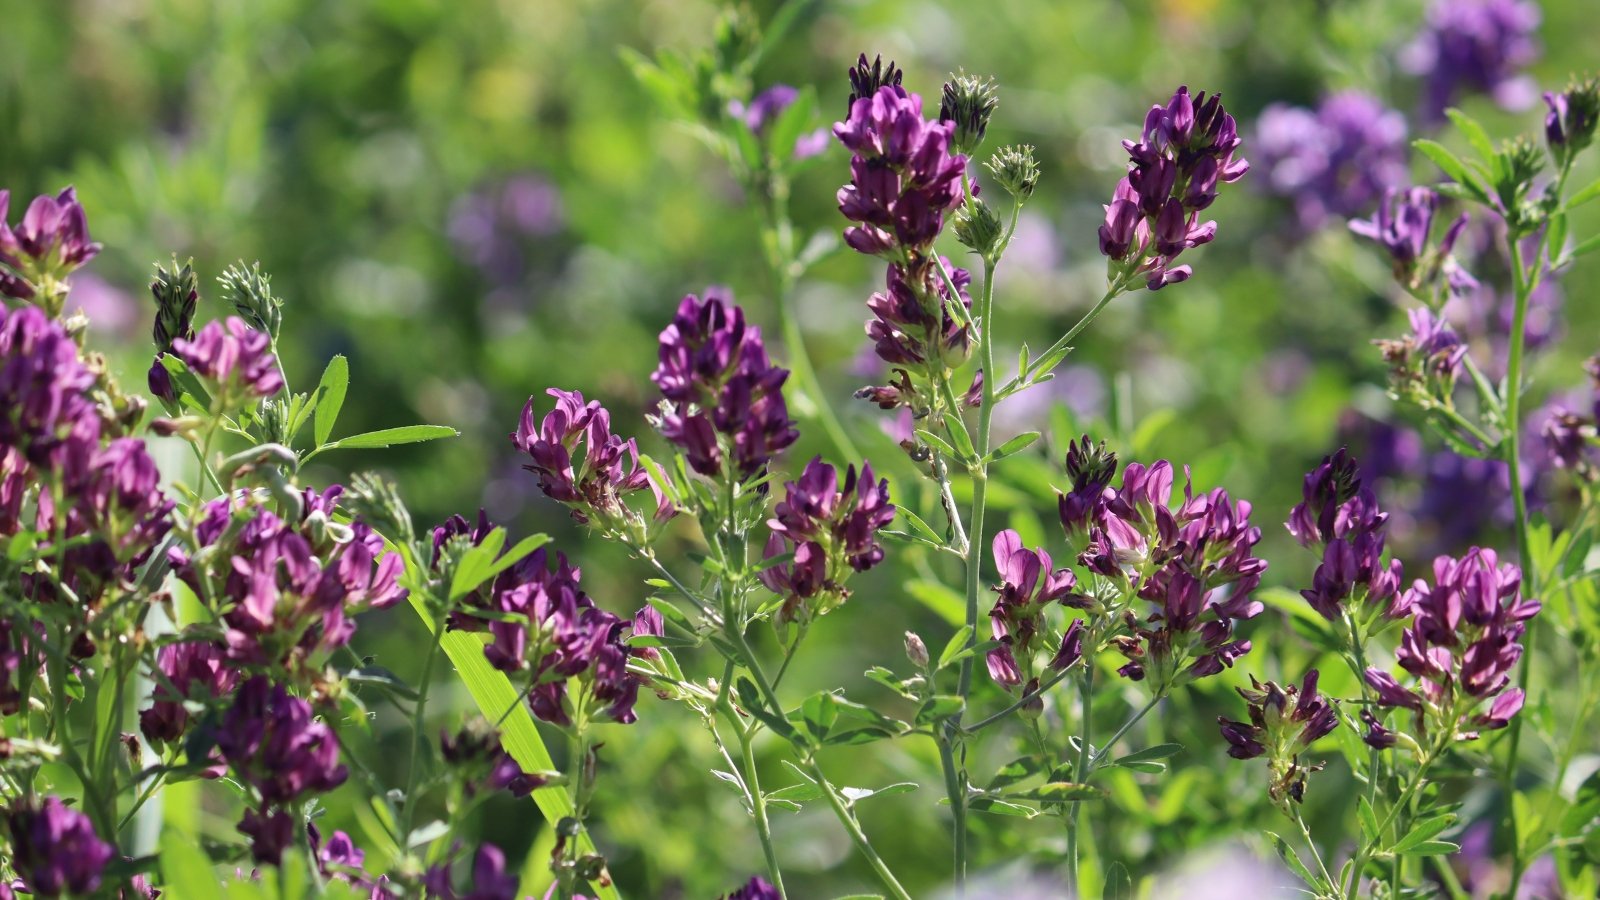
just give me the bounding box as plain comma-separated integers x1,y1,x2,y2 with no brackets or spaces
1287,449,1406,621
0,304,99,470
1218,670,1338,805
440,722,548,798
0,188,101,305
864,259,973,370
3,796,115,897
1403,0,1540,122
513,388,674,527
140,640,238,745
759,456,895,621
172,316,284,401
983,529,1080,686
1253,93,1408,232
1098,86,1248,289
833,85,967,257
651,289,797,480
1057,435,1117,536
723,876,782,900
1364,547,1538,745
424,844,520,900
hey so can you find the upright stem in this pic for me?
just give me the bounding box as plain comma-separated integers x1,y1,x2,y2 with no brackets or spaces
738,722,786,897
1293,809,1340,896
400,623,444,840
1065,663,1095,897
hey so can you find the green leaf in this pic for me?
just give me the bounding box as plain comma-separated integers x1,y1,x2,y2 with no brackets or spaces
1398,840,1460,857
897,508,946,546
406,819,451,848
988,431,1041,462
1007,781,1106,802
1561,768,1600,835
937,625,974,671
1113,742,1183,765
839,782,918,802
1265,831,1322,891
1358,796,1381,842
914,429,959,461
1393,814,1457,853
767,782,824,803
345,665,421,701
1571,233,1600,259
1444,109,1496,165
915,695,966,726
158,830,224,898
450,527,508,601
942,413,977,461
906,579,965,626
324,424,459,451
312,355,350,447
765,86,816,164
964,796,1040,818
988,756,1043,790
751,0,815,68
738,677,799,742
410,597,621,900
1104,861,1134,900
1567,176,1600,209
1414,139,1488,202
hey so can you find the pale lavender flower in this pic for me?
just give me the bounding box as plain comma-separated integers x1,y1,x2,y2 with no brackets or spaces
1253,92,1408,231
1403,0,1541,121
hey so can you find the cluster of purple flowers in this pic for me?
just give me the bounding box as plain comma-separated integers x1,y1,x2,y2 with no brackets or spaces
172,315,284,404
758,456,895,621
140,640,237,746
1217,670,1339,805
0,305,174,604
1253,93,1408,232
513,387,674,528
1288,449,1407,621
168,486,407,673
1363,547,1539,747
1403,0,1541,122
1376,307,1471,404
2,795,115,897
650,289,798,480
435,513,641,725
722,876,782,900
311,826,391,898
833,63,967,259
1097,86,1249,290
215,676,350,864
0,188,101,307
983,529,1087,687
863,259,973,374
422,844,521,900
1059,448,1266,688
1539,356,1600,475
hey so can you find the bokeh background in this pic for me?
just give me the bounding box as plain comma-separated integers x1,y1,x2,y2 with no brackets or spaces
5,0,1599,896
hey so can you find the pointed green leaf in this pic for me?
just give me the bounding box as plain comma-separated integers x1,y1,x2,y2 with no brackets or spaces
313,354,349,447
325,424,459,451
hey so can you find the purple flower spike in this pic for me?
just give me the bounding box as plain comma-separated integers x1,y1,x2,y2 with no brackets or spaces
833,84,967,258
1287,448,1407,622
1098,86,1247,290
1403,0,1541,122
140,640,237,745
0,187,102,305
173,316,284,401
1350,187,1470,293
760,456,895,621
513,388,674,528
651,289,797,480
0,304,100,470
983,528,1081,685
5,796,115,897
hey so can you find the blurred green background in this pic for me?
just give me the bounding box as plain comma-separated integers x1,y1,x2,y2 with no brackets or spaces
6,0,1599,896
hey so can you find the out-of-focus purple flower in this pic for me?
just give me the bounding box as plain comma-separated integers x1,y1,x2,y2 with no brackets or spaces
1253,93,1409,232
140,640,237,745
513,388,674,527
439,517,640,725
1402,0,1541,122
1218,669,1338,804
1540,406,1594,473
0,304,100,470
651,289,797,480
425,844,520,900
1542,78,1600,163
833,84,967,258
1350,187,1470,293
439,721,548,798
1376,307,1470,404
448,175,565,288
723,876,782,900
1098,86,1248,290
730,85,830,161
0,188,102,306
3,795,115,897
1364,547,1538,746
759,456,895,621
173,317,283,401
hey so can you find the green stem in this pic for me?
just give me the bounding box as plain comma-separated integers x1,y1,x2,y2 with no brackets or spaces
400,620,445,840
1293,808,1340,897
1089,692,1163,771
1065,664,1095,897
807,758,914,900
738,722,786,897
964,666,1075,734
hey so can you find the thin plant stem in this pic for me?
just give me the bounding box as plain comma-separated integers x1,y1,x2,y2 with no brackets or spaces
1294,808,1341,897
807,757,914,900
1065,663,1095,897
399,621,445,840
738,722,786,898
964,666,1075,734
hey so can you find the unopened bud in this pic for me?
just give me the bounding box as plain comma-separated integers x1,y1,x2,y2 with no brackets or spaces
954,196,1004,258
986,144,1039,200
904,631,929,668
939,72,998,156
217,261,282,341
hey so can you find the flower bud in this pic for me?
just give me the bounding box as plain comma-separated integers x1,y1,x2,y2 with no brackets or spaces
217,260,283,342
346,471,416,547
904,631,929,668
985,144,1039,200
150,256,199,353
1544,77,1600,163
954,195,1004,258
846,53,904,113
939,72,998,156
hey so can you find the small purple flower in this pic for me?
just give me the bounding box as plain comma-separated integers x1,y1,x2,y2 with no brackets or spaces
723,876,783,900
1403,0,1541,122
760,456,895,621
730,85,829,161
863,258,973,370
1219,670,1338,804
173,316,284,400
1253,92,1409,232
4,795,115,897
440,722,548,798
140,640,237,745
512,388,674,526
651,289,798,480
0,187,102,305
1099,86,1248,290
425,844,520,900
1057,435,1117,536
0,304,100,470
1350,187,1470,293
983,529,1081,686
